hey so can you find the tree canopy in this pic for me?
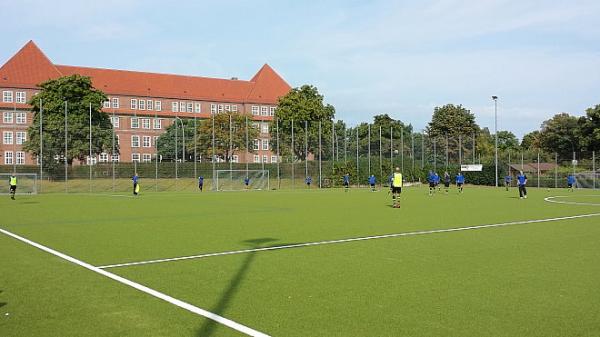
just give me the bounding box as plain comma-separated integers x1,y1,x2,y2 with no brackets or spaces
426,104,479,138
192,112,258,162
538,113,583,158
23,75,114,169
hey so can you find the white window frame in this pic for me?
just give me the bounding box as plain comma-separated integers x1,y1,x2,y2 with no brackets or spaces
194,103,201,113
16,91,26,103
111,154,120,163
103,100,110,108
262,139,269,150
115,135,120,145
15,112,26,124
3,91,13,103
253,139,260,151
153,118,162,129
262,155,268,163
225,105,231,112
147,100,153,111
269,106,276,116
142,136,151,147
141,118,151,129
261,123,269,134
155,101,162,111
261,106,268,116
4,151,13,165
3,112,13,124
131,135,140,148
218,104,224,113
138,99,146,110
253,155,260,163
271,155,278,163
3,131,13,144
111,97,119,108
232,105,238,112
142,153,152,162
130,99,138,110
131,153,140,162
111,116,120,128
172,102,179,112
99,153,109,163
251,106,259,115
16,131,26,145
86,155,97,165
16,151,25,165
187,102,193,113
211,104,217,114
131,117,139,129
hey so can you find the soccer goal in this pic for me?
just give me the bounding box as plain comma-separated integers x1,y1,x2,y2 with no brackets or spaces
0,173,38,195
574,171,599,189
215,170,269,191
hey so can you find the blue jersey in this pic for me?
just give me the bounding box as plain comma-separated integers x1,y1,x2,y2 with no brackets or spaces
517,174,527,186
456,174,465,184
444,174,451,183
343,175,350,184
427,173,436,183
505,175,512,183
567,175,575,184
434,174,440,183
305,177,312,184
368,175,376,185
132,175,139,184
244,178,250,185
198,176,204,184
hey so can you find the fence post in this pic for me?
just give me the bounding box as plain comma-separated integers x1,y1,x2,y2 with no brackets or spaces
537,150,540,188
318,120,322,188
39,98,43,194
554,153,558,188
367,124,371,177
593,150,596,190
64,101,68,193
291,119,294,189
89,103,92,193
276,118,280,189
356,128,359,187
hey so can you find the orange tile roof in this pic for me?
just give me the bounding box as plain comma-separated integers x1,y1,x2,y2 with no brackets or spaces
0,41,291,104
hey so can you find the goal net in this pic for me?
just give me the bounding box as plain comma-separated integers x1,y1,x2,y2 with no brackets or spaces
574,171,599,189
0,173,38,195
215,170,269,191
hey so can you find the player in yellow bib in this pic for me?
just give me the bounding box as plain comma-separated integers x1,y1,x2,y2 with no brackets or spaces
391,167,403,208
9,174,17,200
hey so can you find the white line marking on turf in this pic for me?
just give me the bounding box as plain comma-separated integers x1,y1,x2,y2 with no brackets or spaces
544,195,600,207
97,212,600,270
0,228,270,337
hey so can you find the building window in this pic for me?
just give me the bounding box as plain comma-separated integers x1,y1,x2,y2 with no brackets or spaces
269,107,276,116
194,103,201,113
218,104,224,113
155,101,162,111
115,135,120,145
16,112,26,124
253,155,260,163
141,118,150,129
262,139,269,150
172,102,179,112
103,100,110,108
3,131,13,144
139,99,146,110
111,154,120,162
253,139,260,151
131,135,140,147
271,155,278,163
187,102,193,113
147,100,153,111
16,131,26,145
130,99,138,110
142,153,152,162
232,105,238,112
142,136,151,147
225,105,231,112
110,116,119,128
16,92,26,103
132,153,140,162
3,112,13,123
3,91,13,103
4,151,13,165
261,123,269,134
251,106,259,115
232,155,239,163
86,155,97,165
111,97,119,109
261,106,268,116
99,153,108,163
153,118,162,129
211,104,217,114
16,152,25,165
262,155,268,163
131,117,139,128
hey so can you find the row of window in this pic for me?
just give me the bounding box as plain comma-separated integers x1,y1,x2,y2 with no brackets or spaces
111,116,162,129
208,104,239,114
3,151,25,165
252,122,270,134
3,131,27,145
253,139,270,151
3,112,27,124
129,99,162,111
173,101,205,113
253,155,279,163
131,135,157,148
251,106,276,117
2,91,27,104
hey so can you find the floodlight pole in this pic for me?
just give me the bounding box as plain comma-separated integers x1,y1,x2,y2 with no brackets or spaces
64,101,68,193
89,103,92,193
493,95,499,187
305,121,308,179
39,98,43,193
318,121,322,188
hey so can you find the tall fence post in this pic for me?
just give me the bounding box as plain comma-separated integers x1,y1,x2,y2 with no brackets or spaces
64,101,68,193
537,150,540,188
554,153,558,188
276,118,280,189
39,98,43,194
379,126,383,186
89,102,92,193
356,128,359,187
305,121,308,180
367,124,371,177
291,119,295,189
318,120,322,188
593,150,596,190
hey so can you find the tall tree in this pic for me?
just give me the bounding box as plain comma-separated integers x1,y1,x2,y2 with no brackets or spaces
155,118,197,161
521,130,541,150
426,104,479,138
496,130,520,151
348,114,412,157
539,113,583,158
23,75,114,170
272,85,335,161
579,104,600,151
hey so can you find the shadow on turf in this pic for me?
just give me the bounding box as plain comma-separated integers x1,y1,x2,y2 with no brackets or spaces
196,238,278,337
0,290,5,309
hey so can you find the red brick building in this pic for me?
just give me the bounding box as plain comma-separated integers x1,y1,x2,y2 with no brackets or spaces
0,41,291,165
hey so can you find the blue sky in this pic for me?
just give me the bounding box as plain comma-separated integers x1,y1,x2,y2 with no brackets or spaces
2,0,599,138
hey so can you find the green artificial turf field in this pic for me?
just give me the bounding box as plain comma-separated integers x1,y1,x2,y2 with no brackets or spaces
1,186,600,337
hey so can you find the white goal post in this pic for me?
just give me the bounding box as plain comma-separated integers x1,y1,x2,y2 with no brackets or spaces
215,170,270,191
0,173,38,195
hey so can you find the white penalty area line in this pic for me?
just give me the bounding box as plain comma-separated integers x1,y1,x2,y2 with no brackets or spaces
98,212,600,270
0,228,270,337
544,195,600,207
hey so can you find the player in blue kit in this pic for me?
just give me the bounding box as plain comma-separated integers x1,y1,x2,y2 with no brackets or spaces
305,176,312,189
567,174,576,192
343,173,350,192
368,174,376,191
132,172,139,195
456,172,465,193
244,176,250,190
517,171,527,199
504,174,512,191
443,171,451,194
427,170,436,196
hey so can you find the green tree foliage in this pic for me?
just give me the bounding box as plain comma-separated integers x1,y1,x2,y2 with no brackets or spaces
23,75,114,170
496,130,520,151
539,113,583,158
156,118,197,161
426,104,479,138
579,104,600,151
521,130,541,150
347,114,412,157
272,85,335,161
187,112,258,162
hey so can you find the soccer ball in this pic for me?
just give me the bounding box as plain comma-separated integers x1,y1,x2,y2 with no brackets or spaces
394,149,399,154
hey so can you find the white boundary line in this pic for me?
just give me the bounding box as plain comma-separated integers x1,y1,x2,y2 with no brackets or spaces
544,195,600,207
0,228,270,337
97,212,600,270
